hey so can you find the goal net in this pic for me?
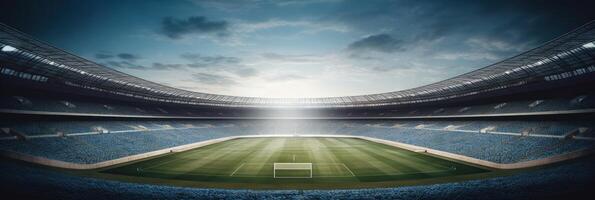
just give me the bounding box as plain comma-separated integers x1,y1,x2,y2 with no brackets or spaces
273,163,313,178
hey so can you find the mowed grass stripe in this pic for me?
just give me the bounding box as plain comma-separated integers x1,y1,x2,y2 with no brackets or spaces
227,138,277,177
320,138,399,176
346,138,451,172
135,139,247,171
150,139,265,175
346,139,453,175
351,142,445,173
252,138,288,176
171,139,254,173
189,138,269,175
309,138,355,178
380,148,454,170
323,138,405,175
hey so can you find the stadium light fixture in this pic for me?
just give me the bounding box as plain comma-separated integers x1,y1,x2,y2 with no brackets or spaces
1,45,17,52
583,42,595,48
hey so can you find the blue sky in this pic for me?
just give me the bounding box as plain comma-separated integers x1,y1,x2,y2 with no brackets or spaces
1,0,594,97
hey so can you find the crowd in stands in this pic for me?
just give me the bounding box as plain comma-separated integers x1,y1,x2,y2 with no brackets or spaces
0,120,593,164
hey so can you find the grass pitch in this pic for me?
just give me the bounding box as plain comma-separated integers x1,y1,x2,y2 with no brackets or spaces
104,137,488,188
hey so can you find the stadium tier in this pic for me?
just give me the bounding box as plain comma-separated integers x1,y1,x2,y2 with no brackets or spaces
2,93,595,118
1,14,595,200
1,120,594,164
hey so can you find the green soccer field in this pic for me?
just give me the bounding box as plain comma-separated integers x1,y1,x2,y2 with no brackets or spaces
104,137,488,189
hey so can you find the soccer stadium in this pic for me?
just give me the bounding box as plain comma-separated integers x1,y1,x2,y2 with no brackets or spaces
1,1,595,199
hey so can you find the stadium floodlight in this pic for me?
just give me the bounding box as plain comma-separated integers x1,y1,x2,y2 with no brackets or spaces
583,42,595,48
273,163,313,178
1,45,17,52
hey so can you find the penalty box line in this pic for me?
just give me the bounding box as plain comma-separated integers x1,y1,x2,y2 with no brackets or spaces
230,163,246,176
341,163,356,177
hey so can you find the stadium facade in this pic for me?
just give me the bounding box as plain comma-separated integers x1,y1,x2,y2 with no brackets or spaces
1,21,595,199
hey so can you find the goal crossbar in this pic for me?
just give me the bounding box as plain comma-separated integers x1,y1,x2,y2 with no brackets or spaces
273,163,312,178
274,163,312,170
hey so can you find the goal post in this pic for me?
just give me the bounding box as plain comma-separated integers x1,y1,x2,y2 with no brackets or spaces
273,163,313,178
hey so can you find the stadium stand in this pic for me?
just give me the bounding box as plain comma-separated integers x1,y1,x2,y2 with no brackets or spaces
0,120,593,164
2,94,595,118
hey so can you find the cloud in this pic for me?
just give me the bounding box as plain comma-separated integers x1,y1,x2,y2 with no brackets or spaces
95,53,114,59
189,0,343,11
465,37,526,53
188,0,261,11
329,0,595,48
347,34,404,53
95,52,141,61
101,51,247,72
181,53,257,78
190,73,237,86
266,74,308,82
105,61,146,70
182,53,256,78
261,53,326,64
433,52,500,61
117,53,141,61
234,68,259,77
181,53,241,68
151,63,185,70
233,19,348,34
160,16,229,39
105,61,186,71
174,85,208,91
97,52,149,70
273,0,344,7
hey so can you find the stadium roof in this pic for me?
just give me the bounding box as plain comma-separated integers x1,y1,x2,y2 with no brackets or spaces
1,21,595,107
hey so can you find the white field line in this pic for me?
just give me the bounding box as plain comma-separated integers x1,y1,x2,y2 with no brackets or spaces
320,168,455,178
230,162,246,176
143,169,270,178
341,163,356,177
313,175,355,178
340,163,455,177
225,174,270,178
274,177,312,179
143,166,455,178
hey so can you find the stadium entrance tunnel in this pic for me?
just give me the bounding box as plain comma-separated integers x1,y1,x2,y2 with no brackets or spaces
98,135,491,189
